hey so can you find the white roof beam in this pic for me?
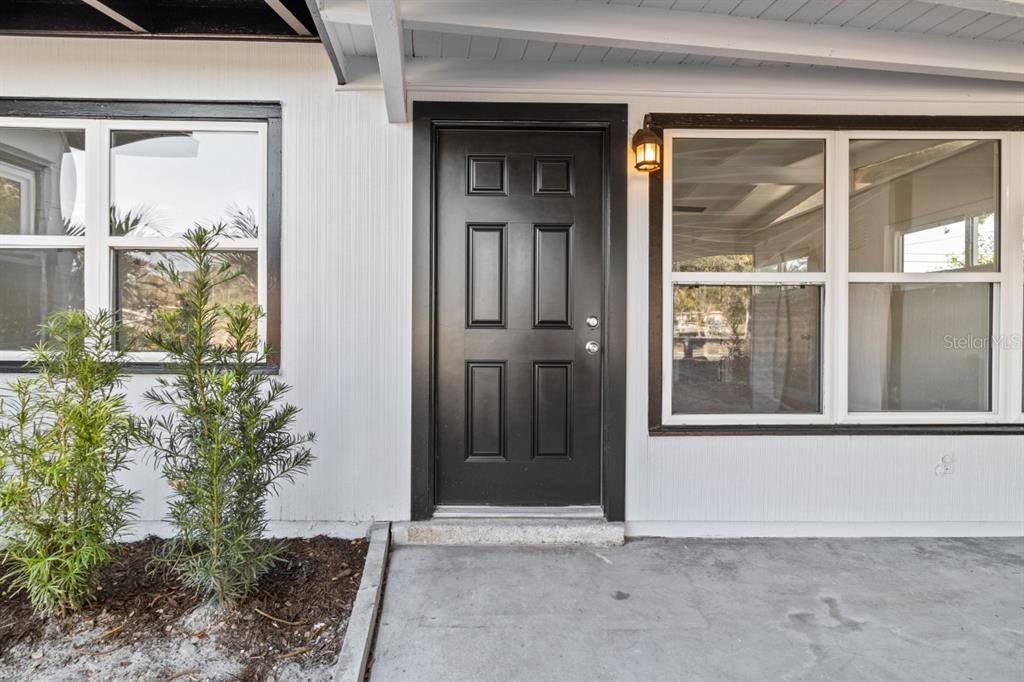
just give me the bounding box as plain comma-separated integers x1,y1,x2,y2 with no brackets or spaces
924,0,1024,18
321,0,1023,82
305,0,349,85
367,0,408,122
265,0,313,36
80,0,147,33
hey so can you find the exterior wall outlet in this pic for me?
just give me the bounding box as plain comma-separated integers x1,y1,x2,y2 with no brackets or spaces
935,455,955,476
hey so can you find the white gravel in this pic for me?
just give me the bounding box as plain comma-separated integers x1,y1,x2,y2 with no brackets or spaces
0,604,337,681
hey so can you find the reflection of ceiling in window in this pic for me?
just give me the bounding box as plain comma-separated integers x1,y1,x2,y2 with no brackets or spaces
672,138,825,269
850,140,980,191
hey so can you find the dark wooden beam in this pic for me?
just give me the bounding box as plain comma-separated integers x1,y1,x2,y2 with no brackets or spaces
648,113,1024,131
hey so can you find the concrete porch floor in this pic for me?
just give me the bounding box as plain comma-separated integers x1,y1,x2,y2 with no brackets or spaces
369,537,1023,682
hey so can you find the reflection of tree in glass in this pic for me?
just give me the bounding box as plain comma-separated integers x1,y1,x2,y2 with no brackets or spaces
225,204,259,238
117,238,256,351
975,212,996,266
674,284,749,360
110,203,257,239
110,204,161,236
946,212,996,270
62,217,86,237
674,253,752,273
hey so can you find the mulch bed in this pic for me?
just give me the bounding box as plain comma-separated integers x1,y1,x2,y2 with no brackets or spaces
0,535,367,681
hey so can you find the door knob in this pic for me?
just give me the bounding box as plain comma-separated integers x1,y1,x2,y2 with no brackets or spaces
585,341,600,355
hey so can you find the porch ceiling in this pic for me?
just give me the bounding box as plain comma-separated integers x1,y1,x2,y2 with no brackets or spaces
309,0,1024,123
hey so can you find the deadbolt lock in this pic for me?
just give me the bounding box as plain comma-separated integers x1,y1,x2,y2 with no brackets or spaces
585,341,600,355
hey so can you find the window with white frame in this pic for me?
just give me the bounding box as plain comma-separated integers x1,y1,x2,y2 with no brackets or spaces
0,115,271,364
662,129,1024,426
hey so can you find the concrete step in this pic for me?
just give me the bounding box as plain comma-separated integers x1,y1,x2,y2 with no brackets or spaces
392,518,625,546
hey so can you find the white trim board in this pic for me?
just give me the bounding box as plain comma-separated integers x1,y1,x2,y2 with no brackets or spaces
626,521,1024,538
340,57,1024,106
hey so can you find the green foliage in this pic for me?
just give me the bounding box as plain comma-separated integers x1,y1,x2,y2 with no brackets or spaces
140,225,314,610
0,310,139,616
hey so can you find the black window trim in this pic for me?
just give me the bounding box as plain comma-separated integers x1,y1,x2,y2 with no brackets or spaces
648,113,1024,437
0,98,282,374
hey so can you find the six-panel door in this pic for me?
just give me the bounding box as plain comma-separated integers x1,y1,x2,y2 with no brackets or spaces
435,129,604,506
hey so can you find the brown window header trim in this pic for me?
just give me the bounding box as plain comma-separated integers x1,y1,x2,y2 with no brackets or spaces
647,113,1023,131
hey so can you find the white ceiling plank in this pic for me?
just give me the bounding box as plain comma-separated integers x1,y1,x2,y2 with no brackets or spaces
757,0,809,21
630,49,664,63
700,0,744,14
977,15,1024,39
367,0,408,122
468,35,500,60
954,13,1016,38
442,32,472,59
787,1,836,24
726,0,775,18
900,5,963,33
412,30,443,58
80,0,147,32
575,45,611,62
494,38,529,61
654,51,685,64
522,40,557,62
924,1,1024,18
844,2,909,30
815,1,869,27
549,43,585,62
603,46,638,62
349,23,377,55
669,1,710,10
264,0,313,36
322,0,1024,81
928,9,988,37
871,1,935,31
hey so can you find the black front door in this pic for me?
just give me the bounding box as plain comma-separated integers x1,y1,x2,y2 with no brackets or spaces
434,128,604,506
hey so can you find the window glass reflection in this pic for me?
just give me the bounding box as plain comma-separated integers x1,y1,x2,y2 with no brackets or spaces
0,128,86,236
672,139,825,273
110,130,261,238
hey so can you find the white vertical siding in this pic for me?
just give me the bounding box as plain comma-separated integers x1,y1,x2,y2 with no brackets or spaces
0,36,1021,536
0,37,412,534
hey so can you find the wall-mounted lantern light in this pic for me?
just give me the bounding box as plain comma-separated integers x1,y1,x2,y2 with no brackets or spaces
632,117,662,172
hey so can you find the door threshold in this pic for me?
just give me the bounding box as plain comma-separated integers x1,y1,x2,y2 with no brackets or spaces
433,505,604,520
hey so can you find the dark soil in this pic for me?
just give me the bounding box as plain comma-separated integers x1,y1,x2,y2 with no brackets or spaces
0,535,367,680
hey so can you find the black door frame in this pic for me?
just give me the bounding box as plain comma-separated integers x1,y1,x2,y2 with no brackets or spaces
412,102,628,521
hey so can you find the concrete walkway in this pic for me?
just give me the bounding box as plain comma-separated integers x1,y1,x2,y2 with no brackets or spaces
369,537,1023,682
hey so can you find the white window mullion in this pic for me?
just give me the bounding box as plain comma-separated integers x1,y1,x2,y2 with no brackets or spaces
661,136,675,426
83,120,104,315
257,126,270,345
668,273,827,285
822,131,839,423
846,272,1006,284
1004,132,1024,417
833,132,852,424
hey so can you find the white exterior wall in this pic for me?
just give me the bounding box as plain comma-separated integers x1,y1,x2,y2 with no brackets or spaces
1,37,1021,537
